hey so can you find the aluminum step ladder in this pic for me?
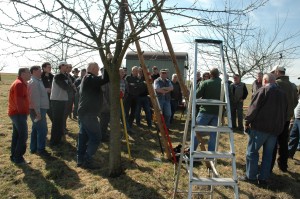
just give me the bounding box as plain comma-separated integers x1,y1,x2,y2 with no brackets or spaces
173,39,239,199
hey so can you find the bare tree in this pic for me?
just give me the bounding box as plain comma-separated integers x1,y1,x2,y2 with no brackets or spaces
192,7,300,79
0,0,267,176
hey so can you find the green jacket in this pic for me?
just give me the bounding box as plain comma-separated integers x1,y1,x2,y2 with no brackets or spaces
196,77,221,115
276,75,298,121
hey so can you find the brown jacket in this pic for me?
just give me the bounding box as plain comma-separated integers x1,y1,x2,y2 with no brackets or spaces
245,83,287,136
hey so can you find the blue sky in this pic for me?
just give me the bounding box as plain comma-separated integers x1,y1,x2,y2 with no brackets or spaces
250,0,300,83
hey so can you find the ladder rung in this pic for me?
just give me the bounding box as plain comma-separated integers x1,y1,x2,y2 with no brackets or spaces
194,125,232,133
192,151,233,159
191,177,237,186
196,99,226,106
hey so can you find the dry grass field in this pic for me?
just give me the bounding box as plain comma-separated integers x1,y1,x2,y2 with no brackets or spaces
0,73,299,199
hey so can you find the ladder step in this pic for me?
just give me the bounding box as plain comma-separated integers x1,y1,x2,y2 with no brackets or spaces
194,125,232,133
196,99,227,106
192,151,233,159
191,177,237,186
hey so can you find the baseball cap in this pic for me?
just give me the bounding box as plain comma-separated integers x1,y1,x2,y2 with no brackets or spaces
270,65,285,73
58,61,68,66
160,69,168,73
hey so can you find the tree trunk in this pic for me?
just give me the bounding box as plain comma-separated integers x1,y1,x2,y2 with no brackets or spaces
108,67,122,177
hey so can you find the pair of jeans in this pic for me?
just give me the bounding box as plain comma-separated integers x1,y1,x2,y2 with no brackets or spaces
77,114,102,164
29,109,48,153
50,100,66,145
135,96,152,127
193,112,218,151
288,118,300,158
170,99,179,124
246,129,277,180
231,101,244,129
10,114,28,163
271,121,289,171
158,98,171,129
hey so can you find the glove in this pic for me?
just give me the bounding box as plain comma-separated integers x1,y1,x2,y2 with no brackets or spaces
120,91,124,99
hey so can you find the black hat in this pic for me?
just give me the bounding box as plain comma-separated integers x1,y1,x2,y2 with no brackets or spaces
72,68,79,73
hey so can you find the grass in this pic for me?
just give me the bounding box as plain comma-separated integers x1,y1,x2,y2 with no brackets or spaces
0,73,299,199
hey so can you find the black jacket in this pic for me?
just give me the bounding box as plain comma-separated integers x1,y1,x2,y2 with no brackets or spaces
245,83,287,136
78,70,109,116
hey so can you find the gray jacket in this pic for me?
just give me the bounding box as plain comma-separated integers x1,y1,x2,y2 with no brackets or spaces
28,76,49,113
50,73,70,101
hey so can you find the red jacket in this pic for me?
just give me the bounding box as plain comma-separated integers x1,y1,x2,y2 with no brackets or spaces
8,77,29,116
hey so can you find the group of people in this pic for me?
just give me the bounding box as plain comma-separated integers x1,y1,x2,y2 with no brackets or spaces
7,62,184,169
193,66,299,186
123,66,182,131
8,60,300,178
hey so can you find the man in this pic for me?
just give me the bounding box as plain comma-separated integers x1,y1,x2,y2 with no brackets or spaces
240,73,287,185
251,72,263,96
288,97,300,160
124,66,142,130
99,68,110,142
202,72,210,81
151,66,160,81
77,62,109,169
73,68,86,119
41,62,54,122
65,64,76,122
230,74,248,131
28,66,50,157
193,68,221,151
119,68,127,97
170,74,182,124
196,71,202,84
72,68,80,80
8,68,31,164
271,66,298,172
135,67,152,128
154,69,173,129
50,61,71,146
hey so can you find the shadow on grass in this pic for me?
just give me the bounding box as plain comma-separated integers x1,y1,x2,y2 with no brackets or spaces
107,171,165,199
17,164,73,199
267,170,300,198
48,137,77,163
41,154,83,190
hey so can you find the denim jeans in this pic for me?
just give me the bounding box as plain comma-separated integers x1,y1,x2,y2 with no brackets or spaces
170,99,179,124
77,114,102,164
288,118,300,158
158,98,171,128
193,112,218,151
231,101,244,129
10,114,28,163
50,100,66,145
135,96,152,127
29,109,48,153
246,129,277,180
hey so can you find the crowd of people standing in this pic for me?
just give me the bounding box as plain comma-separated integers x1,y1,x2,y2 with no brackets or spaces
7,62,184,169
7,61,300,178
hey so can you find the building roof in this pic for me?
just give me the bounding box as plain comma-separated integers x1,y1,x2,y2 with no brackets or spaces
125,51,188,60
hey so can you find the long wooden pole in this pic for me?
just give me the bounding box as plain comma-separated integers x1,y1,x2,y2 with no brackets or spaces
124,1,171,160
152,0,189,102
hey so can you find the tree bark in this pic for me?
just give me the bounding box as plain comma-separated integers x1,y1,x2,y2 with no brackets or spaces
108,66,122,177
